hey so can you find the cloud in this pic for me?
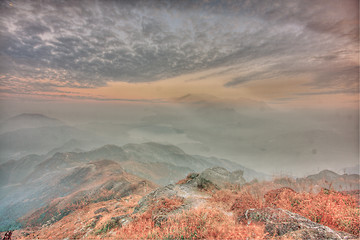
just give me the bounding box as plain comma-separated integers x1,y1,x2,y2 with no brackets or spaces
225,72,266,87
0,0,358,97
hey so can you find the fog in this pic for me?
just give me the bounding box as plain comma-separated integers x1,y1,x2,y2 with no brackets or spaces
0,96,358,177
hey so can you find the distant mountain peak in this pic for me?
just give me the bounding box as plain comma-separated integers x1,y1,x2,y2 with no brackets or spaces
92,144,123,152
318,169,339,175
175,93,220,104
124,142,186,155
15,113,52,118
305,169,341,182
8,113,62,123
0,113,64,134
174,93,270,111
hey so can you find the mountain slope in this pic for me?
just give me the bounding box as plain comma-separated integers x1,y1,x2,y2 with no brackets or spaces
0,142,265,231
9,167,358,240
298,170,360,191
0,160,156,231
28,142,267,185
0,154,45,187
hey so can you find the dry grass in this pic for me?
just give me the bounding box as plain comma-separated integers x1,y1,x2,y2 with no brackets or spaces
13,180,360,239
264,188,360,235
211,186,360,237
115,203,266,239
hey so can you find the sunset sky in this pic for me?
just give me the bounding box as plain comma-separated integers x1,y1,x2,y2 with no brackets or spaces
0,0,358,111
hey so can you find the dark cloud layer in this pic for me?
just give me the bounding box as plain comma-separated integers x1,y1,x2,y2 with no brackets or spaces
0,0,358,96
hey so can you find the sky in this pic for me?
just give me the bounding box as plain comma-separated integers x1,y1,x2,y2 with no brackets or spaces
0,0,358,109
0,0,358,175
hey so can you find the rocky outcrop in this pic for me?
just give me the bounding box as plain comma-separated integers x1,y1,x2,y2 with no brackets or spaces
110,214,132,227
94,207,109,214
197,167,245,188
134,167,246,214
240,207,357,239
134,184,180,214
181,167,246,189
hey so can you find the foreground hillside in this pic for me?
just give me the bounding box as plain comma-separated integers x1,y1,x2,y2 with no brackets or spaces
0,142,266,231
0,159,156,231
6,167,359,240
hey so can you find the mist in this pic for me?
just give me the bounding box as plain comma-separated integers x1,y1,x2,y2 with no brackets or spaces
0,96,358,177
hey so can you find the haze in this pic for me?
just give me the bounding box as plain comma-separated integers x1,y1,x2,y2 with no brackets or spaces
0,0,358,176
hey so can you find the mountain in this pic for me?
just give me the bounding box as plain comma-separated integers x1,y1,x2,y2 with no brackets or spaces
0,113,64,134
0,142,265,231
175,93,221,105
8,167,359,240
44,139,94,158
340,164,359,175
270,170,360,193
0,142,269,193
0,138,102,188
122,142,269,182
0,154,46,187
0,113,105,162
0,159,156,231
298,170,360,191
0,125,97,161
27,142,267,184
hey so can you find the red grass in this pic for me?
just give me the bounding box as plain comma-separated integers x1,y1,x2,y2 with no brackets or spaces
116,206,266,239
16,180,359,239
264,188,360,235
142,197,184,224
211,187,359,236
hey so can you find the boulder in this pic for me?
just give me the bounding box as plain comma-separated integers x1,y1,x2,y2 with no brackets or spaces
94,207,109,214
111,214,132,227
190,167,246,189
240,207,357,239
133,184,179,214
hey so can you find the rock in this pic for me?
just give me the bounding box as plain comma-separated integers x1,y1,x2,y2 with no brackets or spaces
229,170,247,185
134,166,245,215
187,167,246,189
152,213,168,227
265,222,301,236
21,232,30,237
94,207,109,214
93,214,103,219
282,229,357,240
197,167,230,189
133,184,178,213
187,173,199,179
111,214,132,227
88,215,102,228
240,207,357,239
